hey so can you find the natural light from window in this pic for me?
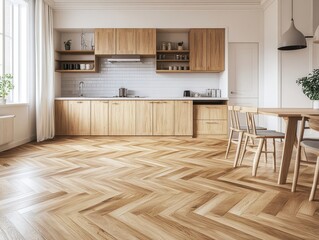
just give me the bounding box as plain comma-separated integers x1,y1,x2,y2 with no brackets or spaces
1,0,28,103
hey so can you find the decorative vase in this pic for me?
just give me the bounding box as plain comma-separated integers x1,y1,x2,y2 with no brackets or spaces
313,100,319,109
0,98,6,104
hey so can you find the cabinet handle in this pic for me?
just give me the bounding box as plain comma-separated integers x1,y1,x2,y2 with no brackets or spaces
103,101,108,103
77,101,83,103
206,122,219,124
182,101,189,104
112,103,119,105
231,91,236,94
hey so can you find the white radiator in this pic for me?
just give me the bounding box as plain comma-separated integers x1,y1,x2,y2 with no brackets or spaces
0,115,15,146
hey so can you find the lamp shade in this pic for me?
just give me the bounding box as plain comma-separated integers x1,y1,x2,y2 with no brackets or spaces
314,25,319,43
278,19,307,50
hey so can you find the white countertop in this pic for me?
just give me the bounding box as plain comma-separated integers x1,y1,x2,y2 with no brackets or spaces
55,97,229,101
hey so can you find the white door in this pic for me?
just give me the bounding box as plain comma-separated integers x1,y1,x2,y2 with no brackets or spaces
228,43,259,101
228,43,259,125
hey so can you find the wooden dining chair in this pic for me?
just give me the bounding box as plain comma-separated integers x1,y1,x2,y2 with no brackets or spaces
225,106,245,167
292,115,319,201
225,106,267,167
238,107,285,176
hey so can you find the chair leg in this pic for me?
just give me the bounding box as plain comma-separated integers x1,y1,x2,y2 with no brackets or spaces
233,131,244,168
252,138,265,177
225,129,234,159
273,138,276,172
292,145,302,192
239,135,249,166
309,157,319,201
264,139,268,163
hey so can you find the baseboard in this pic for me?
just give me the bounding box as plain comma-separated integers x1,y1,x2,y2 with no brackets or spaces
0,135,36,152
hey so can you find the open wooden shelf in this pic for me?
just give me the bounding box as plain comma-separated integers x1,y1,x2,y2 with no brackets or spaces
156,70,191,73
55,69,97,73
56,50,95,54
156,50,189,53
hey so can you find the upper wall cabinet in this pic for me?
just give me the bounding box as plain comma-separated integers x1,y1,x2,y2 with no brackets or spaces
136,29,156,55
95,28,116,55
116,28,136,54
190,28,225,72
95,28,156,56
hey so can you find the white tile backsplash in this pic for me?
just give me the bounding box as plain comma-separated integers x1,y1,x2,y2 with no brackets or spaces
61,58,221,98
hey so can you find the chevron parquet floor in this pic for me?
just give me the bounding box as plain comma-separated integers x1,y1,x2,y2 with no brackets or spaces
0,137,319,240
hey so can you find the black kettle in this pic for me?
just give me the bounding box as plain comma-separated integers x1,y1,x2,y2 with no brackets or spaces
183,90,191,97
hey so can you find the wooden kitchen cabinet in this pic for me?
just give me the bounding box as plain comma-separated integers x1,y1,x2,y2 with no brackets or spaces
136,29,156,55
190,28,225,72
194,104,228,138
190,29,207,71
95,28,116,55
68,101,91,135
116,29,136,55
109,101,136,135
91,101,109,135
175,101,193,136
55,100,69,135
135,101,153,135
153,101,175,135
207,29,225,72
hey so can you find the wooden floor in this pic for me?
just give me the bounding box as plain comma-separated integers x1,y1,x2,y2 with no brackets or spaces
0,137,319,240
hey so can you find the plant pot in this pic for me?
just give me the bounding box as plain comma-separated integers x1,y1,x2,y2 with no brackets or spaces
313,100,319,109
64,45,71,50
177,46,183,50
0,98,6,104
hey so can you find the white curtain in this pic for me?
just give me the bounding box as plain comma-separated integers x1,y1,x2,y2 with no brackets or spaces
35,0,55,141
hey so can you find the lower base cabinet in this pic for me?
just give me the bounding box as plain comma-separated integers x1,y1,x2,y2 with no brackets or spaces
153,101,175,135
91,101,109,135
193,104,228,138
109,101,135,135
55,100,226,137
68,101,91,135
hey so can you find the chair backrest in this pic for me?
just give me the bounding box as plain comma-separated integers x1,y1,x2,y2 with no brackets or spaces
228,105,241,130
240,106,258,135
308,115,319,132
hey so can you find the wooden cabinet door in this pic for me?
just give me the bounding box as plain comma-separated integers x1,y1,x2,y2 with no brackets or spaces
109,101,135,135
175,101,193,136
68,101,91,135
135,29,156,55
55,100,69,135
194,105,227,120
136,101,153,135
153,101,174,135
190,29,207,71
207,29,225,72
95,29,116,55
116,29,136,54
91,101,109,135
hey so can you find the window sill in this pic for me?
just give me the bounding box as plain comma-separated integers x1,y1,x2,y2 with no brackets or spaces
0,103,29,108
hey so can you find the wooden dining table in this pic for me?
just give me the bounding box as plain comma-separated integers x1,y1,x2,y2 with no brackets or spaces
257,108,319,184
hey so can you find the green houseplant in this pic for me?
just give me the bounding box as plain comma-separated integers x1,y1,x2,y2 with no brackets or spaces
64,39,72,50
0,74,14,104
296,69,319,109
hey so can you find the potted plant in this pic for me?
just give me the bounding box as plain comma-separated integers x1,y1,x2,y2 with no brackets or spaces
177,41,183,50
0,74,14,104
296,69,319,109
64,39,72,50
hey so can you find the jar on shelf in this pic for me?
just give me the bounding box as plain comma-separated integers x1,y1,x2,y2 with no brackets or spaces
167,42,172,50
161,42,167,50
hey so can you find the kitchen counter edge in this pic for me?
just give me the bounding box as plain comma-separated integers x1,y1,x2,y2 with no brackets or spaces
55,97,229,101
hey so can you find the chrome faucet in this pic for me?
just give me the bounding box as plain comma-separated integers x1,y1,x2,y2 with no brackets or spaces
79,81,84,97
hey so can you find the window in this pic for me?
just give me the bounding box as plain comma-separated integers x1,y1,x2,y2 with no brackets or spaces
0,0,28,103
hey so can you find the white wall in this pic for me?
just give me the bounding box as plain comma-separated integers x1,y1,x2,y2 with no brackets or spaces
54,9,262,42
0,104,35,152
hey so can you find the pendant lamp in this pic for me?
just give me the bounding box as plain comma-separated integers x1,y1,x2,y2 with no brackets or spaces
278,0,307,50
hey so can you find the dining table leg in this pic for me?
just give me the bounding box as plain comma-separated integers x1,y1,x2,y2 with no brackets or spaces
278,117,298,184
